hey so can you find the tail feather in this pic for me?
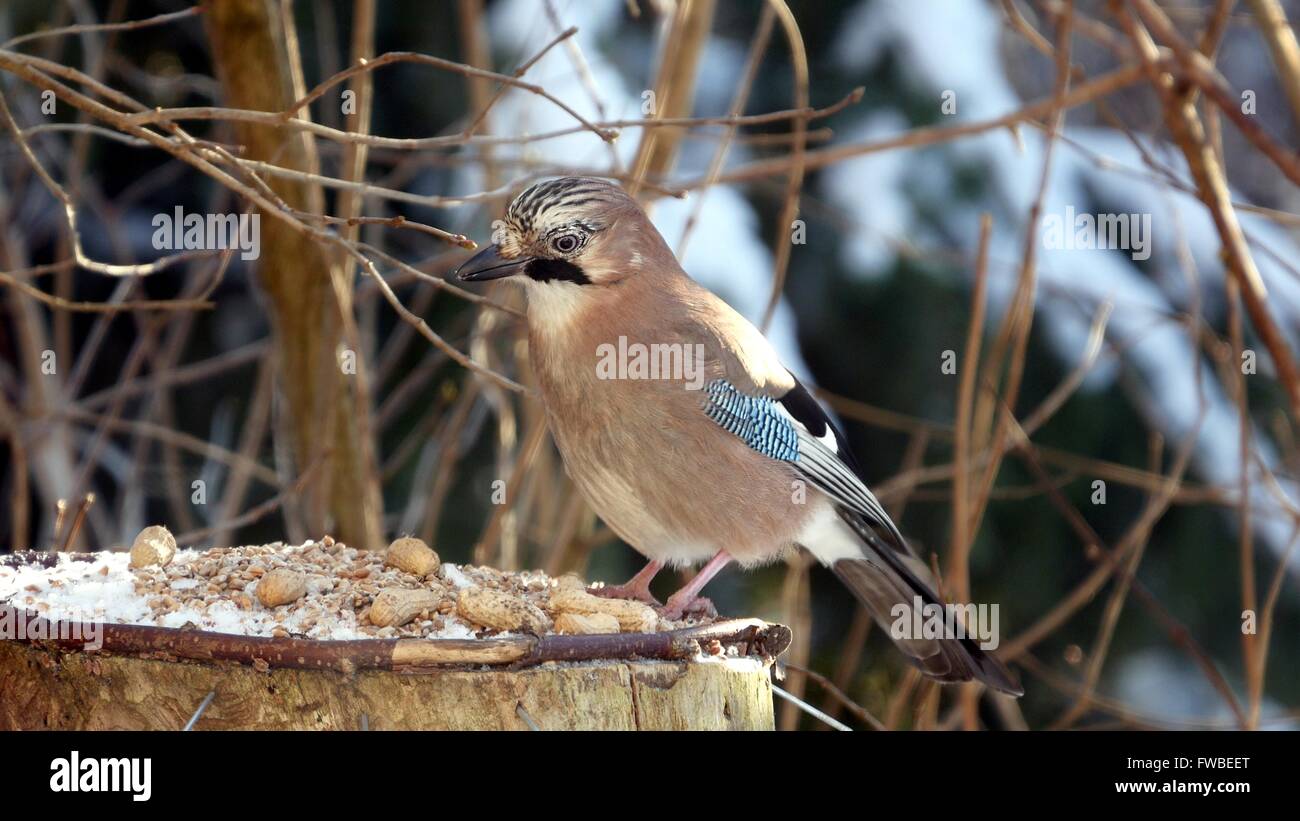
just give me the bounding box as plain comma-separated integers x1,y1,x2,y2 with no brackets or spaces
833,557,1022,696
805,507,1022,697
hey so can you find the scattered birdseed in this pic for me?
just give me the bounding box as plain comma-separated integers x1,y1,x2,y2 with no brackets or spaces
0,539,711,641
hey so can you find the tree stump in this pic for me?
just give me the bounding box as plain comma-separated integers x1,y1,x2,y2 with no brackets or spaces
0,607,788,730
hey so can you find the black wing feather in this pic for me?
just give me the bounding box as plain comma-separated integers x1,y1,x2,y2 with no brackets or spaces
774,379,912,552
702,376,1023,696
775,378,864,477
703,375,908,552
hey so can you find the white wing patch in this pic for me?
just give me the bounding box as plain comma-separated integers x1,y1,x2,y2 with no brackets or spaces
703,378,907,551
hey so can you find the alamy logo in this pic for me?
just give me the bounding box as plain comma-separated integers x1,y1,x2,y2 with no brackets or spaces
151,206,260,260
1042,206,1152,261
50,751,151,802
0,607,102,651
595,336,707,390
890,596,1000,650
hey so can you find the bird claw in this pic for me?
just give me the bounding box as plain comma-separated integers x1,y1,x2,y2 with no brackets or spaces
659,595,718,622
587,582,661,607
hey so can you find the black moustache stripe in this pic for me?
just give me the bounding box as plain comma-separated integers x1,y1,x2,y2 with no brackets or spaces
525,258,591,285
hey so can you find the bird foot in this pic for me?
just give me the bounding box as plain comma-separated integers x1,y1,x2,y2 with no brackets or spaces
588,581,661,607
659,594,718,622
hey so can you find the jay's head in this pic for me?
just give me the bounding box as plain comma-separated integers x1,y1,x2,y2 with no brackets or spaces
455,177,652,290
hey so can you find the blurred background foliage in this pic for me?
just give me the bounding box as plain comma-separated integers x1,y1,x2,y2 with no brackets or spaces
1,0,1298,729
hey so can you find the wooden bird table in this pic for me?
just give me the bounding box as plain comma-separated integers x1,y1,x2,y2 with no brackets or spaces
0,604,790,730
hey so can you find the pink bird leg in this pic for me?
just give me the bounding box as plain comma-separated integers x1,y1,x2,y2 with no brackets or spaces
590,559,663,605
661,550,732,620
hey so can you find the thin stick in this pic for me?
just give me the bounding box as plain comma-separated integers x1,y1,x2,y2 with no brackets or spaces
679,62,1146,188
182,690,217,731
515,703,541,731
59,493,95,552
949,214,992,603
951,214,992,730
783,662,885,730
0,393,30,551
1125,0,1300,422
0,270,214,312
1243,0,1300,134
772,684,852,731
287,51,616,142
1251,524,1300,728
676,4,775,256
1,7,202,49
175,457,323,545
0,53,528,397
759,0,809,332
472,418,548,565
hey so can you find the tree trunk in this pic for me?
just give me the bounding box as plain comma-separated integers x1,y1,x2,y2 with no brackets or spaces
0,641,776,730
202,0,383,549
0,633,774,732
0,604,788,729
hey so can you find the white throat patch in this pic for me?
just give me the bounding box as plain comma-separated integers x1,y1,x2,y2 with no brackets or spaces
523,279,593,337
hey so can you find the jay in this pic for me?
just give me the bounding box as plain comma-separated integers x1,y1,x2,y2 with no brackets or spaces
456,177,1021,695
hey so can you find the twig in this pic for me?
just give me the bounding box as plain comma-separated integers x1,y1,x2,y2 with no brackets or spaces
472,417,548,565
57,407,280,487
0,270,214,312
758,0,809,333
772,684,852,731
1123,0,1300,422
1,6,202,50
783,662,884,730
288,51,616,142
58,493,95,552
79,341,265,412
0,393,30,551
676,4,775,256
951,214,994,730
680,62,1147,188
174,456,324,545
182,690,217,731
967,3,1074,566
1243,0,1300,134
949,214,993,603
1251,524,1300,728
515,703,540,731
627,0,717,197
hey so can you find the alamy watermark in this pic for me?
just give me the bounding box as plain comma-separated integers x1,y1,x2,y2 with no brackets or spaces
0,607,103,651
151,206,260,260
595,336,707,390
890,596,1000,650
50,751,151,802
1042,206,1152,261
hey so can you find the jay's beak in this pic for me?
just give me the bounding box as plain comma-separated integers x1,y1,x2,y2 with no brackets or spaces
455,244,532,282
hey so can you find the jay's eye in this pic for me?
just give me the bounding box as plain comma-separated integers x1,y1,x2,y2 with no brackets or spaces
552,233,580,254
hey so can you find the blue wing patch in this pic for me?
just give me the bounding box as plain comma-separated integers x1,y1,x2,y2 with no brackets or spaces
704,379,799,462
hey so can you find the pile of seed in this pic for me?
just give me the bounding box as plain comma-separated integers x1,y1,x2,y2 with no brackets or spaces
0,526,706,641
